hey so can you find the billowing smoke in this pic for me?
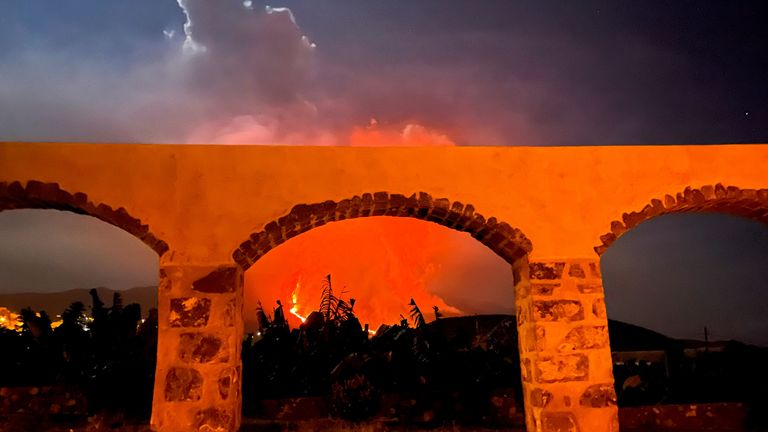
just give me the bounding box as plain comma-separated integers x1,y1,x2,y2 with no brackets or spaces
0,0,451,145
176,1,322,144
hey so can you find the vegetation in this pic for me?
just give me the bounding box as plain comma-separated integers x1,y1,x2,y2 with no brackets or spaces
242,275,523,426
0,289,157,421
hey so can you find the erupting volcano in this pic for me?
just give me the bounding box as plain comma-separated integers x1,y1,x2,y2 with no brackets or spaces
244,216,515,332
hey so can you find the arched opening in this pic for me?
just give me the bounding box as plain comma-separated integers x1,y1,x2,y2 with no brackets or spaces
233,192,531,269
598,184,768,430
0,180,166,427
233,192,533,427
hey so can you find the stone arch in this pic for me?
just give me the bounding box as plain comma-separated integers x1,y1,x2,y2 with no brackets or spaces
231,192,621,432
0,179,174,427
233,191,533,270
0,180,169,255
595,183,768,255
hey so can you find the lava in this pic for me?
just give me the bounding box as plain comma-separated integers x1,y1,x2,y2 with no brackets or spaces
288,279,307,323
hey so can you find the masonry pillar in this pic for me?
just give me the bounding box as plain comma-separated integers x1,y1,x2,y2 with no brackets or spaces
151,263,243,432
515,257,618,432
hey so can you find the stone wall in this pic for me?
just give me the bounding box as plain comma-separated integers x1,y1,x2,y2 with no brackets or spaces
596,184,768,255
517,258,618,432
0,180,168,255
151,264,243,432
233,191,532,270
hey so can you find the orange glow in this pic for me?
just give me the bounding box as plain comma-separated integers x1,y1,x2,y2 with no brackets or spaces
242,216,515,332
0,307,19,331
288,278,307,323
349,120,456,147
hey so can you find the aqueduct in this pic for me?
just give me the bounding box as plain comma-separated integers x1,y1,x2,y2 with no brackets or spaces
2,142,768,432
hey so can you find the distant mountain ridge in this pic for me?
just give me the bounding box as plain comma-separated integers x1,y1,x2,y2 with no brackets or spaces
0,287,751,350
0,286,157,317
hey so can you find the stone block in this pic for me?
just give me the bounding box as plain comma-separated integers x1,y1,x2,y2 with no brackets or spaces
463,213,486,233
195,408,234,431
164,367,203,401
193,267,238,294
178,333,228,363
535,354,589,383
541,411,580,432
530,262,565,280
529,388,552,408
218,367,240,401
223,298,237,327
516,305,525,326
576,283,603,294
522,358,533,383
372,191,389,215
387,193,407,215
169,297,211,328
158,269,172,293
514,279,530,299
592,298,607,319
568,263,586,278
559,326,609,351
579,383,616,408
524,326,546,352
532,283,559,296
533,300,584,322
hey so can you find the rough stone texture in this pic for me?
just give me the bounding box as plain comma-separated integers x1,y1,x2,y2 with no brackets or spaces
535,354,589,383
178,333,228,364
592,298,607,319
530,388,553,408
153,264,244,432
195,407,234,431
525,326,547,352
193,267,239,293
223,298,237,327
530,262,566,280
588,263,601,278
520,259,617,432
568,263,586,278
580,384,617,408
218,367,239,401
158,268,171,293
596,184,768,254
532,283,559,296
542,411,580,432
169,297,212,328
577,283,603,294
164,367,203,402
233,191,533,269
559,326,609,351
522,358,533,383
0,181,168,255
533,300,584,322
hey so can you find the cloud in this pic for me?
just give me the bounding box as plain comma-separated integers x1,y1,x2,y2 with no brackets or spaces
0,1,323,144
349,120,456,146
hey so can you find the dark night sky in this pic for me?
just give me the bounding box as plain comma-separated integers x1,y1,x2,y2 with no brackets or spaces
1,1,767,344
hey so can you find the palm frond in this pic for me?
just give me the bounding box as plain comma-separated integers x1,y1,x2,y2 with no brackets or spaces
319,274,334,320
409,298,426,328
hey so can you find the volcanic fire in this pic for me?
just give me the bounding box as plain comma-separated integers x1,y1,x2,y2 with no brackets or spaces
244,216,515,333
288,279,307,323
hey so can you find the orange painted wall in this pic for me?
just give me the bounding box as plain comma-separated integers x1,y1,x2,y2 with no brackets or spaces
2,142,767,263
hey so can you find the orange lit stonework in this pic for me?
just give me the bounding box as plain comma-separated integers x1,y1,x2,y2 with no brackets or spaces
4,142,768,431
